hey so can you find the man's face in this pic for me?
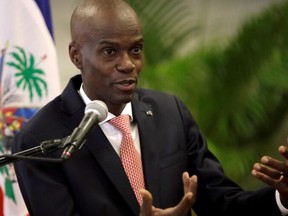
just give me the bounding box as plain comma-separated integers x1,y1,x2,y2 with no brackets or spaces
71,9,144,111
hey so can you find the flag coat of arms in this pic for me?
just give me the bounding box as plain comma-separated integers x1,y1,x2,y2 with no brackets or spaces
0,0,60,215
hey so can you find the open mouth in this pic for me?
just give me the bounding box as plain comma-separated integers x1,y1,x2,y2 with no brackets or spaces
116,79,136,85
115,79,137,91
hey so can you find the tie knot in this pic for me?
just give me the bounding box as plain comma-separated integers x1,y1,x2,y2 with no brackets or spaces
109,114,131,134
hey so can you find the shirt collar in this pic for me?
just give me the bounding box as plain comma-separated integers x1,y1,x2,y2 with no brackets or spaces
79,83,133,123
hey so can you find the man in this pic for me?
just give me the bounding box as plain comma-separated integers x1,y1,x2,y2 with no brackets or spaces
12,0,288,215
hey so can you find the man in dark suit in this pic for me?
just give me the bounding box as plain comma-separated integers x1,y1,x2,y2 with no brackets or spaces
12,0,288,215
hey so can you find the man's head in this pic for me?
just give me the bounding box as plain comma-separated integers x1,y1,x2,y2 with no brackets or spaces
69,0,144,115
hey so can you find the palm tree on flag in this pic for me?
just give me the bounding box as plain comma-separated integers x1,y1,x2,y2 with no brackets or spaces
6,46,47,102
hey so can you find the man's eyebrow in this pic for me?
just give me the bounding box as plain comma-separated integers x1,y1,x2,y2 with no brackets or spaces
97,38,144,46
97,40,116,45
136,38,144,44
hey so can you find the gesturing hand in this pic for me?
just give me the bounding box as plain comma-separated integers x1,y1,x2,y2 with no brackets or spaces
252,143,288,206
139,172,197,216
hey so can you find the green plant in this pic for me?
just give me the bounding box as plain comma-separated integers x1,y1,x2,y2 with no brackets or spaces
139,0,288,188
124,0,202,66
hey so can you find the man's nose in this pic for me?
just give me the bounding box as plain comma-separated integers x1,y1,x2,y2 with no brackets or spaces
116,53,135,73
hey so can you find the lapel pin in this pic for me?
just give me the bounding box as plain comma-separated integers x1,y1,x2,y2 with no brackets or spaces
145,110,153,116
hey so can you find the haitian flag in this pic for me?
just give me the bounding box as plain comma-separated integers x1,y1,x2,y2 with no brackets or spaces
0,0,60,215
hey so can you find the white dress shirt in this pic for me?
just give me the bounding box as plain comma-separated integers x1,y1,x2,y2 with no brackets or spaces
79,84,141,156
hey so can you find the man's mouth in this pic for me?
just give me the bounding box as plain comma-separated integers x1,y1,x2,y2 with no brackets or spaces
116,79,136,85
115,79,137,91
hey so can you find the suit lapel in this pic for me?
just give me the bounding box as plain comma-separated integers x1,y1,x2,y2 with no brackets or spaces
132,96,161,207
85,126,140,215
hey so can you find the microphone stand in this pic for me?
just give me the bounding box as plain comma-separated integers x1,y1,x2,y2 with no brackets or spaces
0,137,68,167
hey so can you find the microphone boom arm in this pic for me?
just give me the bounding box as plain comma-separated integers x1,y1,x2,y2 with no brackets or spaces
0,137,68,167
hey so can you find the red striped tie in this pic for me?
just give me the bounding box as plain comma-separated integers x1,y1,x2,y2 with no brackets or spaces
109,114,145,205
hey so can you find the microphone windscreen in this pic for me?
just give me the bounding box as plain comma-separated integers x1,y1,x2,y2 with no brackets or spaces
85,100,108,122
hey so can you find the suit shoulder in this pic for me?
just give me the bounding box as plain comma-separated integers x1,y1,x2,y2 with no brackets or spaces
136,88,176,99
135,88,188,112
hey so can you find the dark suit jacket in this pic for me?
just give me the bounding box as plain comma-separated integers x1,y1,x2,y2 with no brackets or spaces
12,75,281,216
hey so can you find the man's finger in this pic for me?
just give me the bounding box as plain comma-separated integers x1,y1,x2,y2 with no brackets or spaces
139,189,154,216
173,174,198,215
182,172,197,196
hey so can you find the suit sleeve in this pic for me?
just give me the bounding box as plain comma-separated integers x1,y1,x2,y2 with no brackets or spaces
174,96,281,216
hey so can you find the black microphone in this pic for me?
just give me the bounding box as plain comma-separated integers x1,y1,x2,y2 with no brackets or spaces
61,100,108,160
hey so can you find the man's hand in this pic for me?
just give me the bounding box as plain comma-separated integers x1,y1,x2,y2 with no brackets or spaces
252,142,288,206
139,172,197,216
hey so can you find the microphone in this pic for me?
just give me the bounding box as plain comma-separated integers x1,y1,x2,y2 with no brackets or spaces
61,100,108,160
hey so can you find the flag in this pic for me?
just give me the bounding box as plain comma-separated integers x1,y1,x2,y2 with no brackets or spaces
0,0,61,215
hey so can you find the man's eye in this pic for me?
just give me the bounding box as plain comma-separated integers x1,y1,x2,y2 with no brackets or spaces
104,48,116,55
132,46,142,54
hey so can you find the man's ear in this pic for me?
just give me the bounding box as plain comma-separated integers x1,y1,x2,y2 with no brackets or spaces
69,42,82,69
